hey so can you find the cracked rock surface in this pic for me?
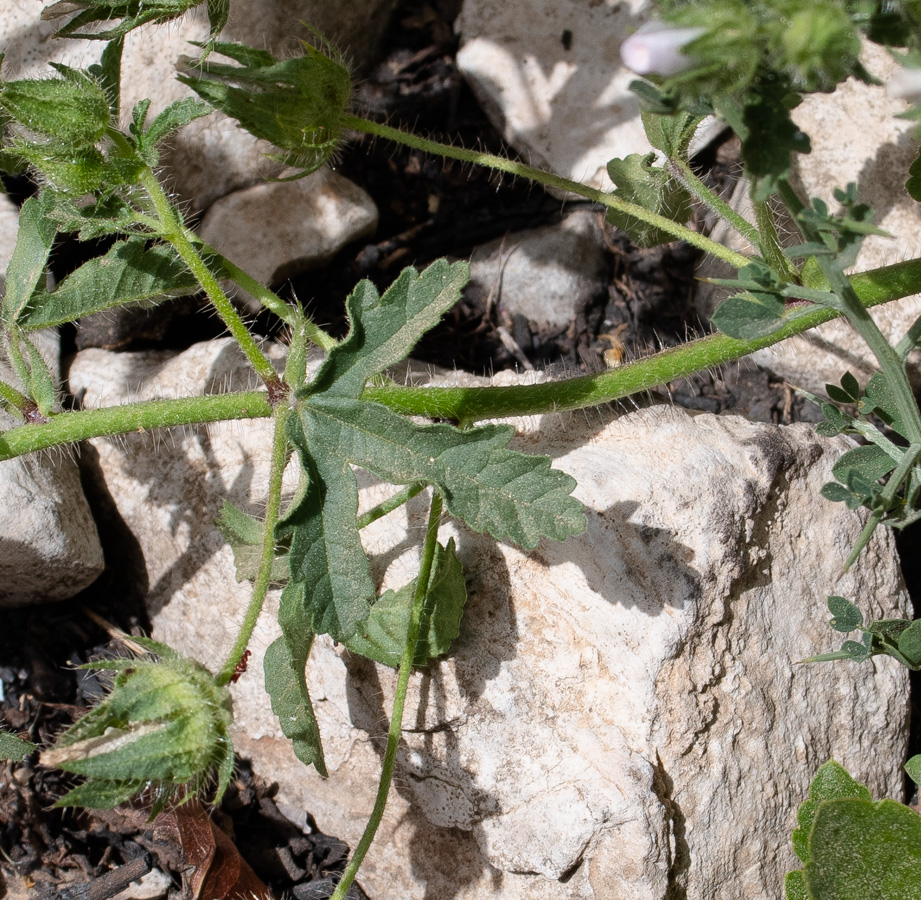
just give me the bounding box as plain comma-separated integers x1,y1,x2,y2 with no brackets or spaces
69,339,910,900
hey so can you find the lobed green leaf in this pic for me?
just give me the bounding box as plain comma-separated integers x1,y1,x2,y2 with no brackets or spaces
264,624,327,776
300,396,585,549
605,152,692,248
806,798,921,899
344,538,467,668
283,414,376,642
792,760,872,864
306,260,469,399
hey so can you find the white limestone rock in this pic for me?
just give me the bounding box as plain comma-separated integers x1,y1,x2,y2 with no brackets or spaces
697,42,921,397
198,168,378,309
68,340,910,900
456,0,648,191
1,0,394,213
468,210,607,328
0,202,104,607
455,0,721,192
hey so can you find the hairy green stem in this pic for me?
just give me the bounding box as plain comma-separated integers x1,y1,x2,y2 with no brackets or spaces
139,168,282,389
3,258,921,460
342,115,750,270
0,391,270,460
189,237,340,352
672,158,760,248
330,492,445,900
217,406,290,686
0,378,31,419
357,483,425,530
754,198,800,284
843,443,921,572
364,258,921,424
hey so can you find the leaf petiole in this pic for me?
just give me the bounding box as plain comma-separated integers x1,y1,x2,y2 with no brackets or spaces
341,115,751,270
217,405,291,686
356,483,425,530
329,491,444,900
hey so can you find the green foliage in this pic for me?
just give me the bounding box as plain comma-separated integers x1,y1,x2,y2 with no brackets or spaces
41,638,234,813
41,0,226,42
264,620,327,776
19,239,196,330
216,500,290,583
2,195,56,328
282,262,584,642
0,730,35,760
6,2,921,896
176,39,351,177
710,260,791,338
787,761,921,900
0,65,110,148
605,152,693,247
803,596,921,668
345,539,468,668
604,107,699,247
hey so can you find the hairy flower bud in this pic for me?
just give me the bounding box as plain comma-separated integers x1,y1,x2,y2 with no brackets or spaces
41,638,234,812
177,39,351,177
620,22,705,77
780,3,860,91
0,64,110,148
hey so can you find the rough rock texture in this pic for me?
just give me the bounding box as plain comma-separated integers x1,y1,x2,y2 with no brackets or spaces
698,42,921,397
456,0,649,191
468,210,607,328
0,432,106,607
2,0,393,212
198,169,378,309
0,203,104,607
69,339,909,899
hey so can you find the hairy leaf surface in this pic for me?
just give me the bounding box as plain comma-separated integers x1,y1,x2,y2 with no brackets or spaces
282,261,584,650
0,730,35,760
806,798,921,899
2,195,56,326
605,152,692,248
19,239,195,329
302,396,584,547
344,539,467,667
306,259,469,398
264,623,326,775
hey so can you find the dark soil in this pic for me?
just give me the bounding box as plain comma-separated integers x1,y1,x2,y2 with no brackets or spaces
0,0,914,896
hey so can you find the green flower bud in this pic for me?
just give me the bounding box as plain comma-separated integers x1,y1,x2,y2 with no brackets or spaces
177,39,351,177
780,2,860,91
41,638,234,812
11,143,109,194
0,64,110,148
